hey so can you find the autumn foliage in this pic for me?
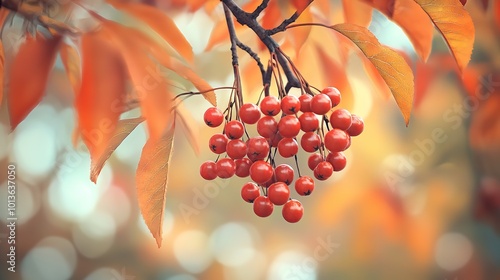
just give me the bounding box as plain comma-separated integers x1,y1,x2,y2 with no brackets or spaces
0,0,479,247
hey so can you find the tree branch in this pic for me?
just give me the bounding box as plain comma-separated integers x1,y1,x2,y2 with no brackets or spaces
251,0,269,18
221,0,300,92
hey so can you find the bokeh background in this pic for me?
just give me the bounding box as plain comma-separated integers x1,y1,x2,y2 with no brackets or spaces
1,0,500,279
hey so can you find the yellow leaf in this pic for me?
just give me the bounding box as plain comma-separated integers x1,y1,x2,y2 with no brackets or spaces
91,117,145,183
59,42,81,95
414,0,475,72
136,127,175,248
332,23,414,125
108,1,194,62
9,35,62,130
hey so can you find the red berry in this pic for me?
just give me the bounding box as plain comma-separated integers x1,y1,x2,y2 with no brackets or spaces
217,158,236,179
346,114,364,137
278,138,299,158
300,132,321,153
295,176,314,196
260,96,281,116
299,112,319,132
299,94,313,112
250,160,274,184
209,133,228,154
275,164,295,185
225,120,245,139
239,103,261,124
326,152,347,172
321,87,341,107
311,94,332,115
313,161,333,181
330,109,352,130
308,153,324,170
253,196,274,217
282,199,303,223
241,182,260,203
324,129,350,152
235,158,252,177
226,139,247,159
257,116,278,138
204,107,224,127
263,175,277,188
200,161,217,180
278,115,301,138
268,182,290,205
268,133,283,148
247,136,270,161
281,95,301,115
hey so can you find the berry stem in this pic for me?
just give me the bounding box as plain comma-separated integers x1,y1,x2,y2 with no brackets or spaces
294,154,302,177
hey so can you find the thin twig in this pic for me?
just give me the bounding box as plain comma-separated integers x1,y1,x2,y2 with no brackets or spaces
2,0,79,35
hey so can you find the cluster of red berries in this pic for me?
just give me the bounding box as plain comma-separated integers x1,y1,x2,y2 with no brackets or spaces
200,87,364,223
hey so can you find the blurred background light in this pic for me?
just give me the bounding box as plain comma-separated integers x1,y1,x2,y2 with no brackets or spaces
267,250,317,280
72,211,116,258
209,222,256,267
21,236,77,280
435,232,474,271
47,159,112,222
173,230,213,274
11,104,59,179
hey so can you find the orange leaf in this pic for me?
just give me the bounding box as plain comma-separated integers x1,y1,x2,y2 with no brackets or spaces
332,23,414,125
289,8,313,55
108,1,194,62
370,0,434,62
76,28,126,164
8,35,61,130
262,0,281,29
91,117,145,182
166,58,217,107
414,0,475,72
292,0,313,14
100,20,174,141
342,0,373,27
136,127,175,248
59,42,81,95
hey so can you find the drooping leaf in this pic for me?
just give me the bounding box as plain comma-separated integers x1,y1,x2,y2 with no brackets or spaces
76,28,126,165
342,0,373,27
90,117,145,183
101,20,173,140
59,42,81,95
8,35,62,130
368,0,434,62
108,0,194,62
332,23,414,125
136,127,175,248
414,0,475,72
